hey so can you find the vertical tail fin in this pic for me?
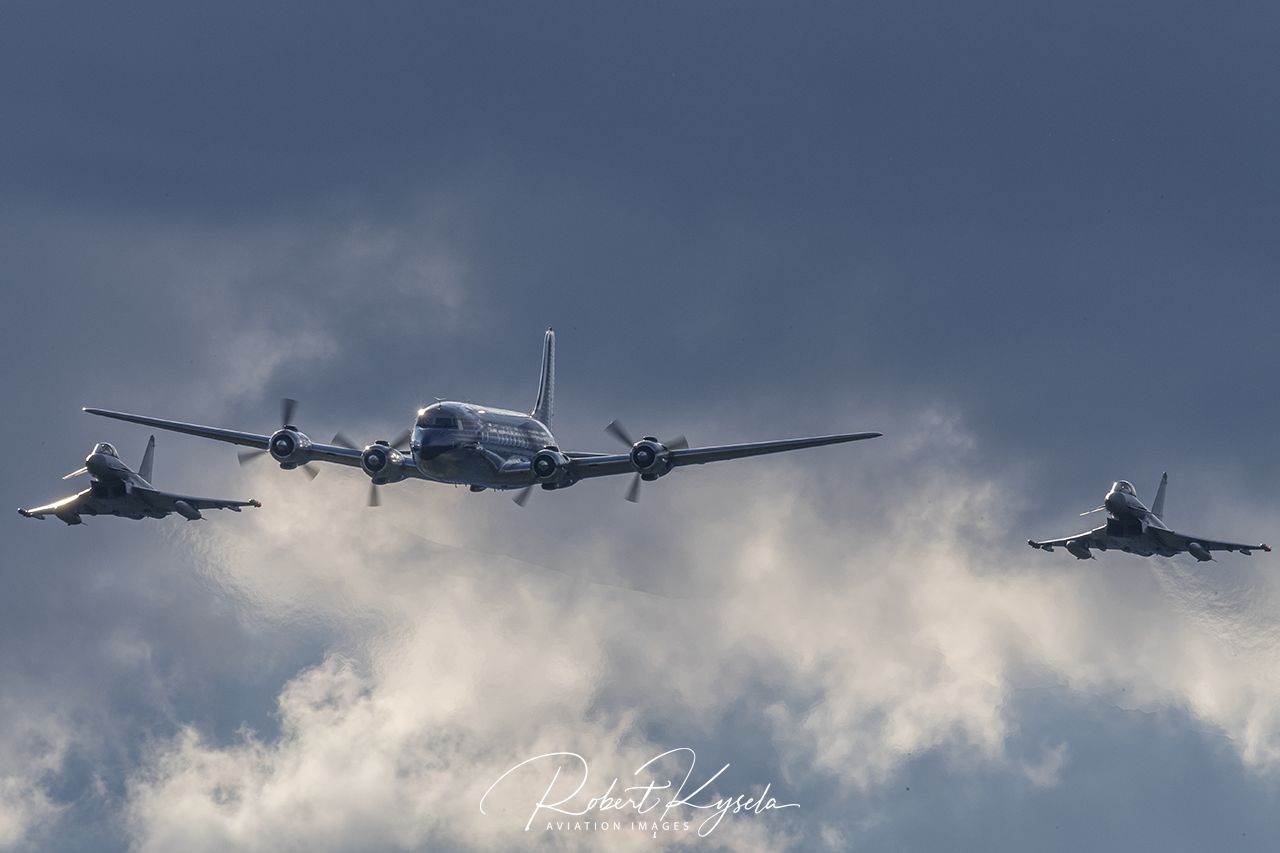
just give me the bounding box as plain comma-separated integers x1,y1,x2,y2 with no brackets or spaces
531,327,555,427
138,435,156,483
1151,472,1168,520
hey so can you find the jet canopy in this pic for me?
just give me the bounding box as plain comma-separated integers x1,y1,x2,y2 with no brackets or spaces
1113,480,1136,496
93,442,119,457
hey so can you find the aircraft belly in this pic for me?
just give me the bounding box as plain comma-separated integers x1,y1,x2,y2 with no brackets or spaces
1100,534,1157,556
417,447,533,489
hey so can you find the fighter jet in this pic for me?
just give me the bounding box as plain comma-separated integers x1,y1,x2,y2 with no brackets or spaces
18,437,261,524
1028,474,1270,561
84,328,882,506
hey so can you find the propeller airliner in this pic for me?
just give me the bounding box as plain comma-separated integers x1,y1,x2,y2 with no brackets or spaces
85,329,882,506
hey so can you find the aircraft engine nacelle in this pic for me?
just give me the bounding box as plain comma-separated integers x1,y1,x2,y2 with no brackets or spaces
1065,539,1093,560
360,442,408,485
268,428,313,468
173,500,203,521
1187,541,1213,562
629,438,674,480
531,448,571,484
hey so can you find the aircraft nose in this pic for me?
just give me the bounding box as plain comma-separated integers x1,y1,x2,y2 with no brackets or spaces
85,453,112,477
413,428,457,461
1104,491,1125,514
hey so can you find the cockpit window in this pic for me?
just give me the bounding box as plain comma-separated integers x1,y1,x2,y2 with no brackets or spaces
416,407,460,429
94,443,118,457
1115,481,1135,495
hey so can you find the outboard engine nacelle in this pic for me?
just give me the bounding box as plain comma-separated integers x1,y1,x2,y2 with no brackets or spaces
268,428,313,468
531,448,571,485
630,437,674,480
361,441,408,485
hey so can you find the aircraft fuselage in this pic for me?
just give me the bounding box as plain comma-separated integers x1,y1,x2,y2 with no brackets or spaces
411,402,557,489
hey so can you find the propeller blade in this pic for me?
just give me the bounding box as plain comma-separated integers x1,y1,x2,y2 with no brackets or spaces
664,434,688,451
389,427,413,451
605,419,634,447
281,397,298,427
368,482,381,508
299,463,319,481
513,485,535,507
1079,506,1106,516
625,473,642,503
237,449,267,466
331,431,359,450
61,466,88,480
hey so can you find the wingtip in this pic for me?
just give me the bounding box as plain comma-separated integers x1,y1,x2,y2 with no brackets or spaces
1027,539,1040,549
17,508,30,518
249,499,262,508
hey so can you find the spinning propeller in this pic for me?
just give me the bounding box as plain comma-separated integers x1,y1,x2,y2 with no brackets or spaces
604,419,687,503
236,398,318,479
330,427,413,507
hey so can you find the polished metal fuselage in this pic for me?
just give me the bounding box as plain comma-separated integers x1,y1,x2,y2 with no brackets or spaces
410,402,557,489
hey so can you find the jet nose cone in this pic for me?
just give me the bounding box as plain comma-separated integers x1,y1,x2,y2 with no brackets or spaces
1104,491,1126,515
85,453,113,477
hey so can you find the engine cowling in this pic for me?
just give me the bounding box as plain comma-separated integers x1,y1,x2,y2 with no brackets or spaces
268,428,313,468
629,437,674,480
531,448,571,484
361,441,408,485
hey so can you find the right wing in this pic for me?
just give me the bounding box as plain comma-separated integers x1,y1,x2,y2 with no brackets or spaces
18,491,87,519
82,408,364,470
1027,525,1108,551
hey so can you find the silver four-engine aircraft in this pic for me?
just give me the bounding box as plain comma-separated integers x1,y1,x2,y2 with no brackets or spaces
18,437,261,524
1028,474,1270,561
85,329,883,506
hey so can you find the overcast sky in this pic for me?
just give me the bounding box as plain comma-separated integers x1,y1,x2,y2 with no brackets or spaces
4,2,1280,850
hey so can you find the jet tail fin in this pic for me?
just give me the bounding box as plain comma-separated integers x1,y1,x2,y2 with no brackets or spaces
1151,472,1168,520
138,435,156,483
531,327,555,427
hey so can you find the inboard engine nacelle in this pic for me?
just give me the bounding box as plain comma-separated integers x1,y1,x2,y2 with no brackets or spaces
361,442,408,485
268,428,313,468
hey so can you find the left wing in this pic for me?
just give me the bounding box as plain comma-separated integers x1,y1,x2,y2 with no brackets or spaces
567,432,883,481
1148,527,1271,556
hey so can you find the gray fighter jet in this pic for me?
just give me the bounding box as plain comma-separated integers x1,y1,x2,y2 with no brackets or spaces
19,437,261,524
84,329,882,506
1028,474,1270,561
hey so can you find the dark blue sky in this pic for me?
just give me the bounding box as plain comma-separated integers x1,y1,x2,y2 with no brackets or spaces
3,3,1279,850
